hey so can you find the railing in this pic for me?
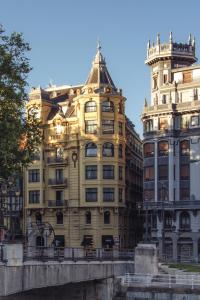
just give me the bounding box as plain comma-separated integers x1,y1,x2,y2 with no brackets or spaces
47,157,68,165
121,273,200,289
48,178,68,186
47,200,68,207
23,246,134,262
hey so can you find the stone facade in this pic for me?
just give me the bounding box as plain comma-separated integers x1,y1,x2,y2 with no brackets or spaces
142,33,200,262
24,45,143,249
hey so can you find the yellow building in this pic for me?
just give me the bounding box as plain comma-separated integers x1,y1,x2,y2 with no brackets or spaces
24,45,142,249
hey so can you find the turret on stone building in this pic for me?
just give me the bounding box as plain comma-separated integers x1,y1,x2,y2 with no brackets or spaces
142,33,200,262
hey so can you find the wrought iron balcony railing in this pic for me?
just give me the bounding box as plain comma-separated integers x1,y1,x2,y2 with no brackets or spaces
48,178,68,186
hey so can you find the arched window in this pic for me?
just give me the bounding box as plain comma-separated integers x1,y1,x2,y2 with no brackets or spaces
102,142,114,157
56,212,63,225
158,141,169,156
104,211,110,224
36,236,44,247
35,212,42,224
85,100,97,112
85,142,97,157
180,140,190,156
180,212,190,230
85,211,91,224
102,100,114,112
144,143,155,157
118,144,123,158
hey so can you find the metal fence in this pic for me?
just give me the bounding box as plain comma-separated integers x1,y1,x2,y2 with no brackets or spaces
23,246,134,262
121,273,200,290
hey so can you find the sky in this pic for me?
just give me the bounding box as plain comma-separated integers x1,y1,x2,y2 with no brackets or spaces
1,0,200,136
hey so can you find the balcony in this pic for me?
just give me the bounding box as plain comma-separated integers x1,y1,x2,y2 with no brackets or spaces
47,157,68,166
48,178,68,187
48,200,68,207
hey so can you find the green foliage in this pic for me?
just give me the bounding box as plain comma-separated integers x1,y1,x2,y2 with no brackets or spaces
0,25,41,179
168,263,200,272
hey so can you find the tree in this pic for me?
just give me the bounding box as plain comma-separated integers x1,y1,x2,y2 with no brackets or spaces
0,25,41,179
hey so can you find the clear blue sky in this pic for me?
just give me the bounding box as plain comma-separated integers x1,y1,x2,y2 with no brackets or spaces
1,0,200,136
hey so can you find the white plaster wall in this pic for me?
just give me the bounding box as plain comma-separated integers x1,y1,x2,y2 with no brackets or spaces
193,69,200,80
174,72,183,83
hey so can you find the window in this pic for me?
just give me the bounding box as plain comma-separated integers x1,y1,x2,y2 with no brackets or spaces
56,147,64,159
103,188,114,202
28,169,40,183
85,211,91,224
153,76,158,89
56,190,63,205
36,236,44,247
35,212,42,224
103,165,114,179
85,120,97,134
158,186,168,201
163,74,168,84
102,120,114,134
31,150,40,161
104,211,110,224
102,100,114,112
118,144,123,158
56,212,63,225
85,165,97,179
85,188,97,202
85,100,97,112
144,189,154,201
119,188,123,202
102,142,114,157
191,115,199,126
158,141,169,156
180,165,189,180
164,212,172,228
118,122,123,135
180,140,190,156
118,103,123,114
144,166,154,181
29,190,40,204
55,169,63,183
144,119,153,132
159,118,168,130
144,143,154,157
85,142,97,157
162,95,167,104
158,165,168,180
183,71,192,83
119,166,123,180
180,188,190,201
180,212,190,229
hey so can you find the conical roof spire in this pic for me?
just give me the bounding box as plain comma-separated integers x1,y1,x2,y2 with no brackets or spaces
85,42,115,88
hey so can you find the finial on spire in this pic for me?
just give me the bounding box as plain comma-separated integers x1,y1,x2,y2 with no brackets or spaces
188,33,192,45
192,36,196,47
147,40,151,49
157,33,160,45
169,31,173,43
144,98,148,107
97,39,101,52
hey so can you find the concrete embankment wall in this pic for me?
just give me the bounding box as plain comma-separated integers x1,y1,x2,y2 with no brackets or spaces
0,261,134,297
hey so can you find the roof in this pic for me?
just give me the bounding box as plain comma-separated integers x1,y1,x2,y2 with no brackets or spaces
86,44,116,88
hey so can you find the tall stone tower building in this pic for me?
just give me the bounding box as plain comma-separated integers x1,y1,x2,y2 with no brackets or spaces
142,33,200,262
24,45,143,249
